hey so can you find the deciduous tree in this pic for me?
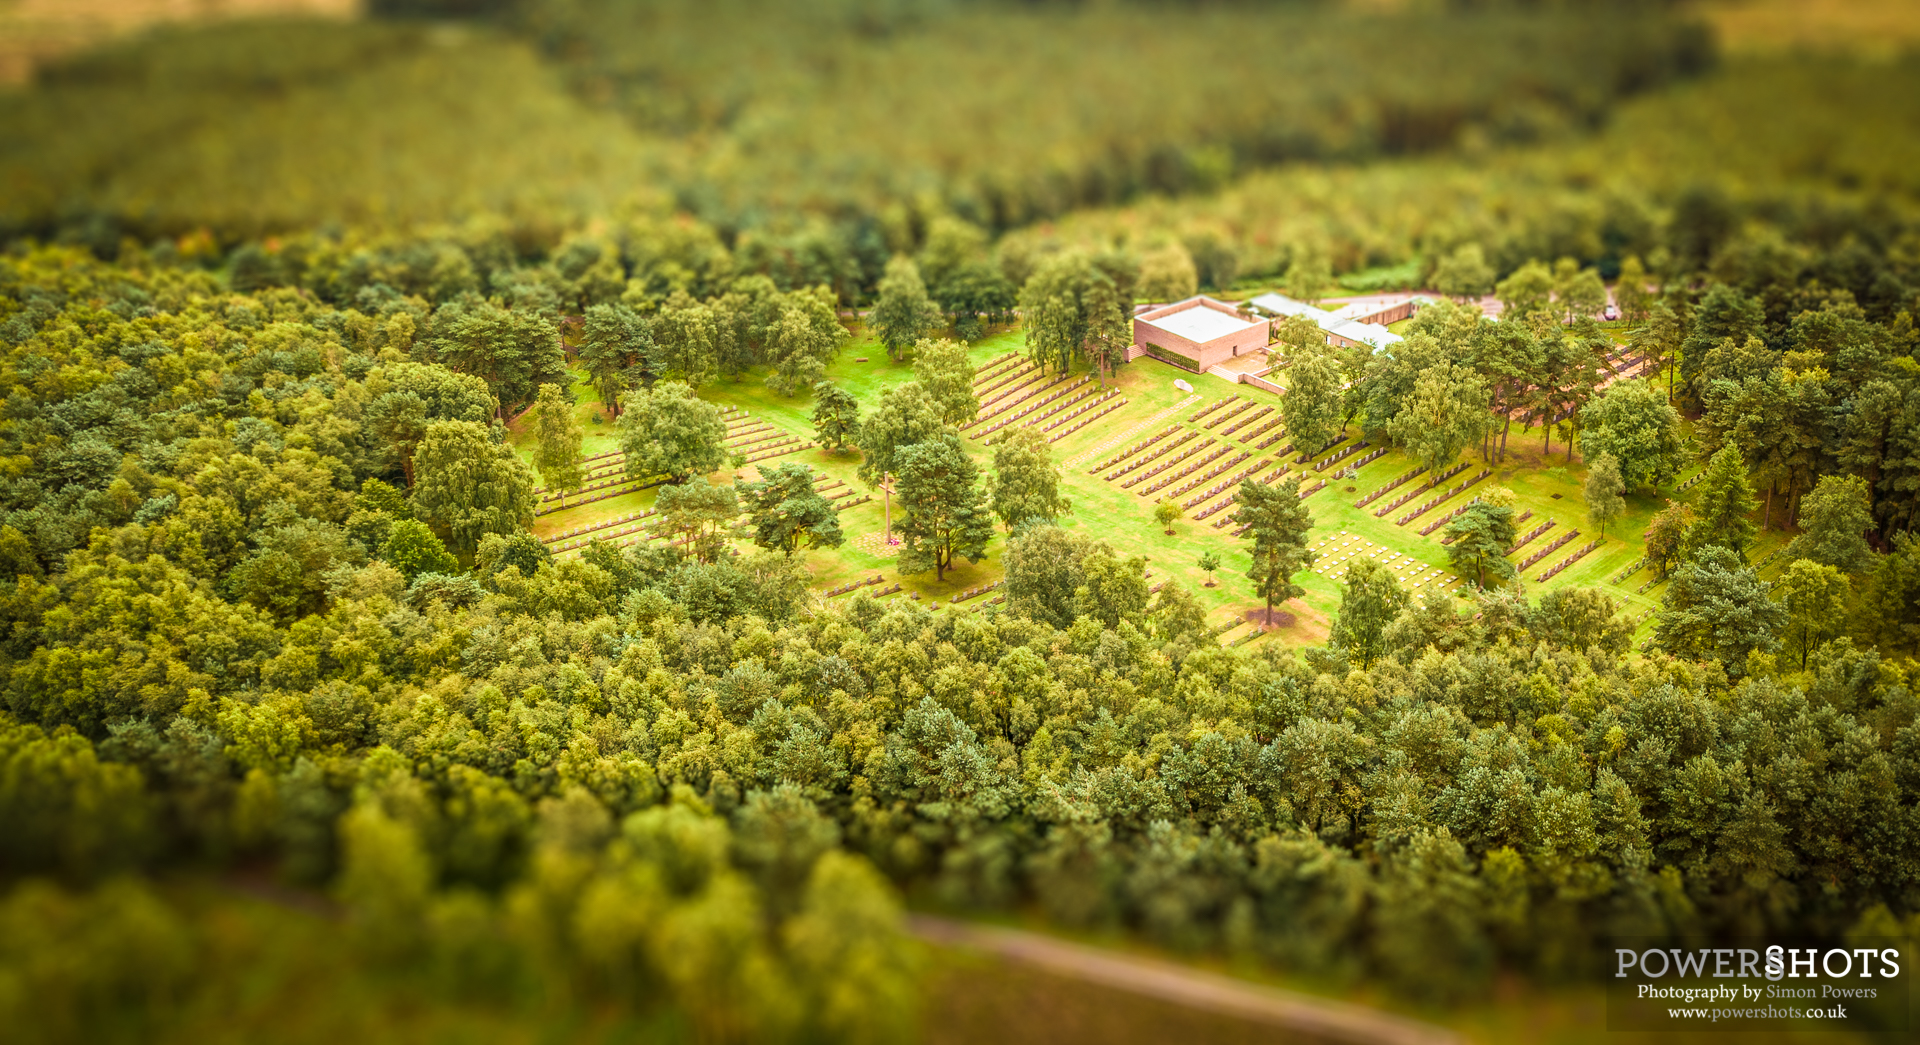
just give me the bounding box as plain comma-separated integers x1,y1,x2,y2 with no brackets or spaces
411,420,537,557
530,383,584,505
380,518,459,580
365,362,497,486
1281,346,1345,458
1073,549,1149,630
1578,381,1684,492
1330,556,1409,669
1386,362,1492,475
1774,558,1848,669
653,476,740,563
1432,243,1494,302
987,427,1069,531
871,256,944,362
855,382,945,488
767,286,846,396
912,337,978,426
617,381,728,482
1585,453,1625,538
1785,473,1873,573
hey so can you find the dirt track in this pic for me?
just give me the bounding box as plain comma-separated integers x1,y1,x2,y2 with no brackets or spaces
911,914,1461,1045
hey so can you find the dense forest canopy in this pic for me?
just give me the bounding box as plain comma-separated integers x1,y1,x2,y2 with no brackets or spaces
4,2,1920,1042
1,0,1711,250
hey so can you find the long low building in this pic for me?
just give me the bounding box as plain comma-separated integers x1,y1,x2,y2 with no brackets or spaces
1129,296,1270,372
1247,292,1410,351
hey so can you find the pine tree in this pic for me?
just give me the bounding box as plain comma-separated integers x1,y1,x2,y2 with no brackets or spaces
577,303,652,415
1232,476,1316,625
1444,499,1519,588
1655,545,1784,673
1687,443,1759,559
738,462,844,556
530,383,584,506
893,433,994,581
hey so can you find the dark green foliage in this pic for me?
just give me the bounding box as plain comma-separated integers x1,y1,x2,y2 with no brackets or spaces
1232,477,1316,624
428,295,568,419
1656,545,1787,673
893,434,994,581
1001,524,1100,630
1444,500,1519,589
809,381,861,452
576,303,653,415
1786,473,1874,573
1580,383,1685,492
737,463,845,557
1687,443,1760,559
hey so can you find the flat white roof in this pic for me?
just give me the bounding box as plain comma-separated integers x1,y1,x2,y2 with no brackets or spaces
1248,292,1402,350
1142,305,1263,344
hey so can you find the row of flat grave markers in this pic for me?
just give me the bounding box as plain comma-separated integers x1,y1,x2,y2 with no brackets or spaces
1309,533,1462,596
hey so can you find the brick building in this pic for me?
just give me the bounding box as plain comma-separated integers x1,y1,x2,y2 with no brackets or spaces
1129,296,1270,372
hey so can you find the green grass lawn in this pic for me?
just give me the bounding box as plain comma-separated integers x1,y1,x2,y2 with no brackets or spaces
511,326,1793,651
